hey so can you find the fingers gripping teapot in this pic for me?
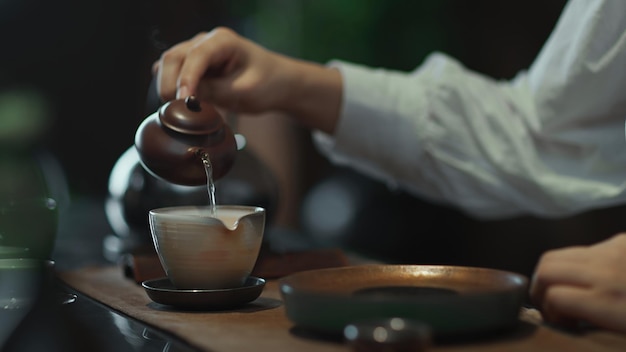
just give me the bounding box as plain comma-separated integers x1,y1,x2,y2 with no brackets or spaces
134,96,237,185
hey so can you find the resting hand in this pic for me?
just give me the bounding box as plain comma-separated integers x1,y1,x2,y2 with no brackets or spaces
530,233,626,333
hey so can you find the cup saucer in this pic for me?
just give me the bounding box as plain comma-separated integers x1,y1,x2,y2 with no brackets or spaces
142,276,265,310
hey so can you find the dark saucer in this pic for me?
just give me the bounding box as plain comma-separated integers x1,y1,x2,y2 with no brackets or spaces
142,276,265,310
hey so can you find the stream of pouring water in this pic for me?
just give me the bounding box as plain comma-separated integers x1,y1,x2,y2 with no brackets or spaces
199,152,217,216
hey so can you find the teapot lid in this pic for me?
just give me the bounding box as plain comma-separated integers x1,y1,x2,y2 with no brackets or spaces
158,96,223,135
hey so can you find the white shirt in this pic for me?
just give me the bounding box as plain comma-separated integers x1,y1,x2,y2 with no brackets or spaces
314,0,626,220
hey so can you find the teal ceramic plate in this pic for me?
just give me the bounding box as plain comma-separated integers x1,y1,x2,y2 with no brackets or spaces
279,264,528,338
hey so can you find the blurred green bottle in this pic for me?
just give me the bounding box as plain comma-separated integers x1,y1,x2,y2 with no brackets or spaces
0,88,61,260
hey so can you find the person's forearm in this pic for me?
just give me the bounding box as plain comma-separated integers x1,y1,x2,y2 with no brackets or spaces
314,54,626,219
278,58,342,135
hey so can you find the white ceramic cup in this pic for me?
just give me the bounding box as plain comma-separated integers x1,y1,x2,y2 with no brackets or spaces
148,205,265,289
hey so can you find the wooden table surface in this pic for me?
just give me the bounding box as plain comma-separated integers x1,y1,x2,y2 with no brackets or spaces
58,265,626,352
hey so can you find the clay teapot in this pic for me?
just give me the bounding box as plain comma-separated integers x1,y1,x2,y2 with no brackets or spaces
134,96,237,185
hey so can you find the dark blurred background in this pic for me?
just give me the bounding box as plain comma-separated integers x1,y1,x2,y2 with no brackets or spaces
3,0,625,278
0,0,568,199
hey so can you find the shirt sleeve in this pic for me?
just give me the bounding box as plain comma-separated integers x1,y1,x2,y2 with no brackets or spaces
313,0,626,219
